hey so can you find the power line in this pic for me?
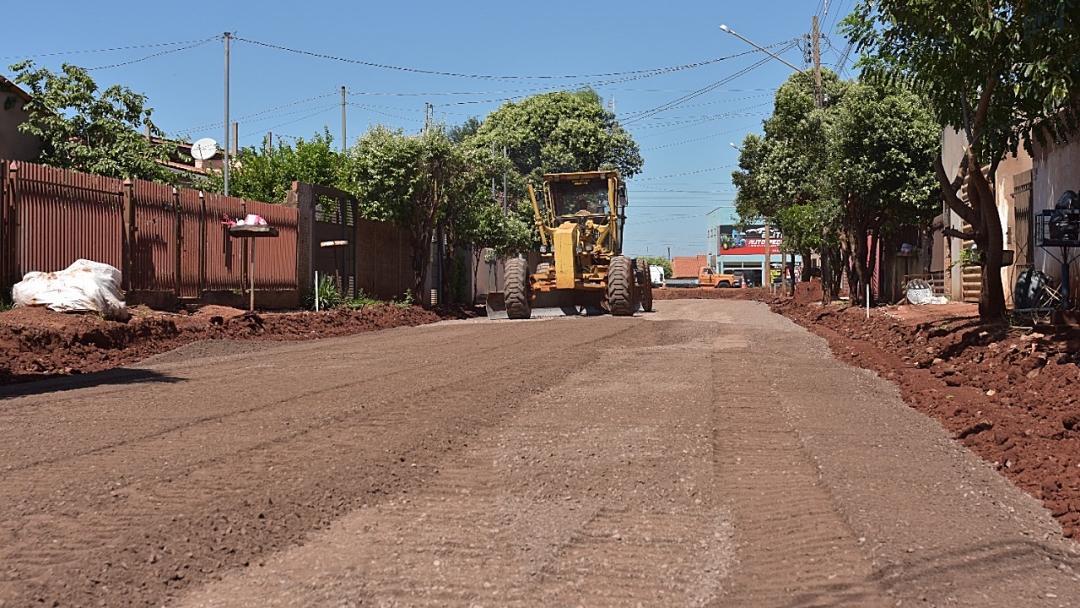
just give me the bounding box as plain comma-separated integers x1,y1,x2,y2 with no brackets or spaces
261,104,339,133
178,92,339,133
87,36,219,71
636,164,737,182
622,43,797,125
346,102,421,123
0,37,221,61
642,123,762,151
234,35,749,81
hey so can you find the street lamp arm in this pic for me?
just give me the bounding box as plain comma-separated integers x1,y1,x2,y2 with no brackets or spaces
719,25,804,72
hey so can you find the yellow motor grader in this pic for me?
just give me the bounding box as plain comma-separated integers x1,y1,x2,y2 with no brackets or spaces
487,170,653,319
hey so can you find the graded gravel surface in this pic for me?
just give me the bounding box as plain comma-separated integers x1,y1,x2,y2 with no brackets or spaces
2,299,1079,606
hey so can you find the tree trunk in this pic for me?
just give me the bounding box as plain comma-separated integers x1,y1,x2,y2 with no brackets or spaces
969,165,1006,319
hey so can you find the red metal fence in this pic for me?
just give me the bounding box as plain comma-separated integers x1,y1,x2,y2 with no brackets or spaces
0,160,299,305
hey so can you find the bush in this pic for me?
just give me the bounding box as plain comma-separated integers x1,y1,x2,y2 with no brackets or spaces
307,275,342,310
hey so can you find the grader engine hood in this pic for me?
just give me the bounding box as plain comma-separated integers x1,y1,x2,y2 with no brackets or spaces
553,222,580,289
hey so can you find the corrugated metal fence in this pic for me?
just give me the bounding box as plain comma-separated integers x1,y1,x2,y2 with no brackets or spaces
0,160,299,303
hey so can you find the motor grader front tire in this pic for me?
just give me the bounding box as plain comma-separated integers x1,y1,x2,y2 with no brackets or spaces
504,257,531,319
635,258,653,312
607,255,635,316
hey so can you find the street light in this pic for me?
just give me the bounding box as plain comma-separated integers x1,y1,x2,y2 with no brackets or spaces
719,24,803,72
729,142,740,151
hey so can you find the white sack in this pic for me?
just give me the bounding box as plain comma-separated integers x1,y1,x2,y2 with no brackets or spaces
12,259,129,321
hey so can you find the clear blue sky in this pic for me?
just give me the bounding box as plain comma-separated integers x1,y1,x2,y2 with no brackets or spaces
4,0,858,258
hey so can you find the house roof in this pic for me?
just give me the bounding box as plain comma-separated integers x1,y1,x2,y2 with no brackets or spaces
0,74,33,104
671,255,708,279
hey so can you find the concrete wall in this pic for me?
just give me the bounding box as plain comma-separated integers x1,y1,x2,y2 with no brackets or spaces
0,83,40,161
938,129,1033,302
1032,136,1080,302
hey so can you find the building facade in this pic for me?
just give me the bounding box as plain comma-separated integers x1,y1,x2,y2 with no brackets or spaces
705,206,800,287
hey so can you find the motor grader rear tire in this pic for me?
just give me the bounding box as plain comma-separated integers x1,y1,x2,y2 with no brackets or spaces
504,257,531,319
635,258,653,312
607,255,635,316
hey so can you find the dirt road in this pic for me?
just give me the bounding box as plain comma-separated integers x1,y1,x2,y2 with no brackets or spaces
2,300,1079,606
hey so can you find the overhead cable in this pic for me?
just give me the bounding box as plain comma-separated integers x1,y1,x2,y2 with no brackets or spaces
621,47,794,126
0,37,222,61
88,36,219,71
233,35,762,81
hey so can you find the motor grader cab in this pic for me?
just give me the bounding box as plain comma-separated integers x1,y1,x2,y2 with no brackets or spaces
487,170,652,319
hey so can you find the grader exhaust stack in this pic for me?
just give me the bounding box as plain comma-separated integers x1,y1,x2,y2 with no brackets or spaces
486,171,652,319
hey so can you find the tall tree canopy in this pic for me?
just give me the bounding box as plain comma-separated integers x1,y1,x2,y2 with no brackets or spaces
733,70,848,295
829,78,940,302
733,70,938,304
469,89,643,185
845,0,1080,318
9,61,176,183
201,129,347,203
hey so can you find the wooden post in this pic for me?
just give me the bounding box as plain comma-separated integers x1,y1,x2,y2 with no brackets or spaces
122,178,134,291
198,191,207,296
1,161,17,288
249,237,255,311
174,187,182,297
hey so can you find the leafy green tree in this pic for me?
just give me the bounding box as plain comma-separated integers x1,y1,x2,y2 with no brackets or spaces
844,0,1080,319
829,79,940,304
448,117,481,145
437,144,527,302
351,125,468,301
10,61,176,183
733,70,847,296
200,129,347,203
469,89,643,192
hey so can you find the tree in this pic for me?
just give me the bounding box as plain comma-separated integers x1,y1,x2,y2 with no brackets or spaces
845,0,1080,319
829,79,940,304
733,70,848,296
9,61,177,183
469,89,643,196
351,125,463,302
436,143,527,303
200,129,347,203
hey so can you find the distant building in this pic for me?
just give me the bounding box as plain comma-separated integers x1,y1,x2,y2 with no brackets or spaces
0,75,40,161
706,206,799,287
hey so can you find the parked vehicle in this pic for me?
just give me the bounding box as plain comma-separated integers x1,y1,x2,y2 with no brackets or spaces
664,267,741,288
649,265,665,287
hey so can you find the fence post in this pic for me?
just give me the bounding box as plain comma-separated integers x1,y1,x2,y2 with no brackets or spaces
173,187,182,297
290,182,316,301
1,161,15,289
121,178,134,292
198,191,206,296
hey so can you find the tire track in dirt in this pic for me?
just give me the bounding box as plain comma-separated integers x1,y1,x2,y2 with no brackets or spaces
175,318,737,607
705,306,889,606
0,320,634,606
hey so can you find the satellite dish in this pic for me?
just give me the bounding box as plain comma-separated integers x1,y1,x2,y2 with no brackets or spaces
190,138,218,161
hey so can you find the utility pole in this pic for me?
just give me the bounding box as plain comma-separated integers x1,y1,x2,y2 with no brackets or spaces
502,146,508,214
341,86,347,153
812,15,827,301
812,16,823,110
764,218,771,290
223,32,231,196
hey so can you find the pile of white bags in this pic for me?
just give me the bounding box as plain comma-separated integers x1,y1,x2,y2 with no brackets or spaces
12,259,129,321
